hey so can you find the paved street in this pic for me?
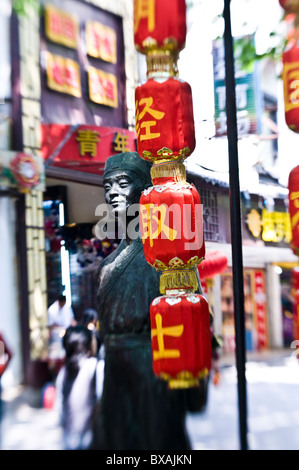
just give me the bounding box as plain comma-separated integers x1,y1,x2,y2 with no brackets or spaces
1,349,299,451
187,349,299,450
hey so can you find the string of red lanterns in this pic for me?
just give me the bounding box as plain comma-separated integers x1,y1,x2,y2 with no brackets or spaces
134,0,212,389
280,1,299,346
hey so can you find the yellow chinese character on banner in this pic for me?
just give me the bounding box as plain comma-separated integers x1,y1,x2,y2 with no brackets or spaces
151,313,184,360
134,0,155,33
273,212,286,243
262,209,275,242
140,203,177,247
246,209,262,238
135,97,165,141
283,212,292,243
113,132,130,152
76,129,100,157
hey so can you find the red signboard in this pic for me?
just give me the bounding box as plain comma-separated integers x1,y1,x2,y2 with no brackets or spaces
41,124,136,175
253,270,268,350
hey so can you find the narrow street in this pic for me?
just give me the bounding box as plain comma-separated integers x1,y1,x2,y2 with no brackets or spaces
1,349,299,451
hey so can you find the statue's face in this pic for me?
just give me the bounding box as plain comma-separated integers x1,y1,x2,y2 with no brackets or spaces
103,169,143,216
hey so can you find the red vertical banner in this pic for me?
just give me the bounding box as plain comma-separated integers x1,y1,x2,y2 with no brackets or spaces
292,268,299,340
253,270,268,350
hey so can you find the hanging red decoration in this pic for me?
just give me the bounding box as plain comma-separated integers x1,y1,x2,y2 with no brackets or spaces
134,0,186,55
10,153,40,189
279,0,299,13
282,45,299,133
135,78,196,162
197,250,228,280
150,292,212,388
288,164,299,254
139,162,205,293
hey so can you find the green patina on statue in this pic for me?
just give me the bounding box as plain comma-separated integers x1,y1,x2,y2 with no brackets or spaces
92,152,208,450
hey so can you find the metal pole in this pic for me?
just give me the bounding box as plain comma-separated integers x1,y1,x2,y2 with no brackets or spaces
223,0,249,451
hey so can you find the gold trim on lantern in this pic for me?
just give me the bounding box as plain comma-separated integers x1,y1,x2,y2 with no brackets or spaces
159,268,199,294
151,161,186,182
160,369,209,389
153,256,202,271
146,49,179,78
142,147,191,163
136,37,180,55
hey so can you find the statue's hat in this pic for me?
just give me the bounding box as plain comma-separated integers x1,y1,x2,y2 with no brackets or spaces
104,152,152,185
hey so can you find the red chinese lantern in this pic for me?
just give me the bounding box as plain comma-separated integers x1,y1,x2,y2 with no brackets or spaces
282,45,299,132
197,250,228,280
150,292,212,388
288,164,299,254
139,162,205,292
134,0,187,54
135,78,196,162
279,0,299,13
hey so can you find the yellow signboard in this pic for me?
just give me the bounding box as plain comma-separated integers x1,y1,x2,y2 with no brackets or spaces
46,52,81,97
88,66,118,108
45,4,78,49
86,21,117,64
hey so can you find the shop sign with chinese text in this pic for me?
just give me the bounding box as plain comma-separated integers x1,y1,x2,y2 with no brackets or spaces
88,67,118,108
86,21,117,63
246,208,292,244
46,52,81,97
41,124,136,174
45,4,78,49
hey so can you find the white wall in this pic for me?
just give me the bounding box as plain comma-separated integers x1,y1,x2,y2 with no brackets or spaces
46,178,105,224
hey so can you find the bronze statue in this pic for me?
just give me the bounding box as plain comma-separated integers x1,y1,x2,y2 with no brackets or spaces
92,152,208,450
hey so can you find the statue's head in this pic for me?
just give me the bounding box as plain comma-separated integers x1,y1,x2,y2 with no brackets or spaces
103,152,152,217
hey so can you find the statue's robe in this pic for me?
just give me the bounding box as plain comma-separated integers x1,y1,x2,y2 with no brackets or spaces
92,237,192,450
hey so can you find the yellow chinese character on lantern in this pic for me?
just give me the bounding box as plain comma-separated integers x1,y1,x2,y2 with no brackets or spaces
134,0,155,34
135,97,165,141
76,129,100,157
246,209,262,238
140,203,178,247
113,132,130,152
151,313,184,360
290,191,299,229
262,209,276,242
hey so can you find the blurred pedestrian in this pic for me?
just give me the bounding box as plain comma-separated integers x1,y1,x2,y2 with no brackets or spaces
80,308,101,357
47,294,77,375
55,325,103,450
47,294,76,331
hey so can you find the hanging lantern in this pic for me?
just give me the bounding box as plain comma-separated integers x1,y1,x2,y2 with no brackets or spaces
135,78,196,162
288,164,299,254
150,292,212,389
282,45,299,133
279,0,299,13
134,0,186,55
197,250,228,280
139,162,205,293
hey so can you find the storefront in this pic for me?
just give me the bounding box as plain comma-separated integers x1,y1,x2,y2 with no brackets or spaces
39,0,137,325
188,171,298,356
